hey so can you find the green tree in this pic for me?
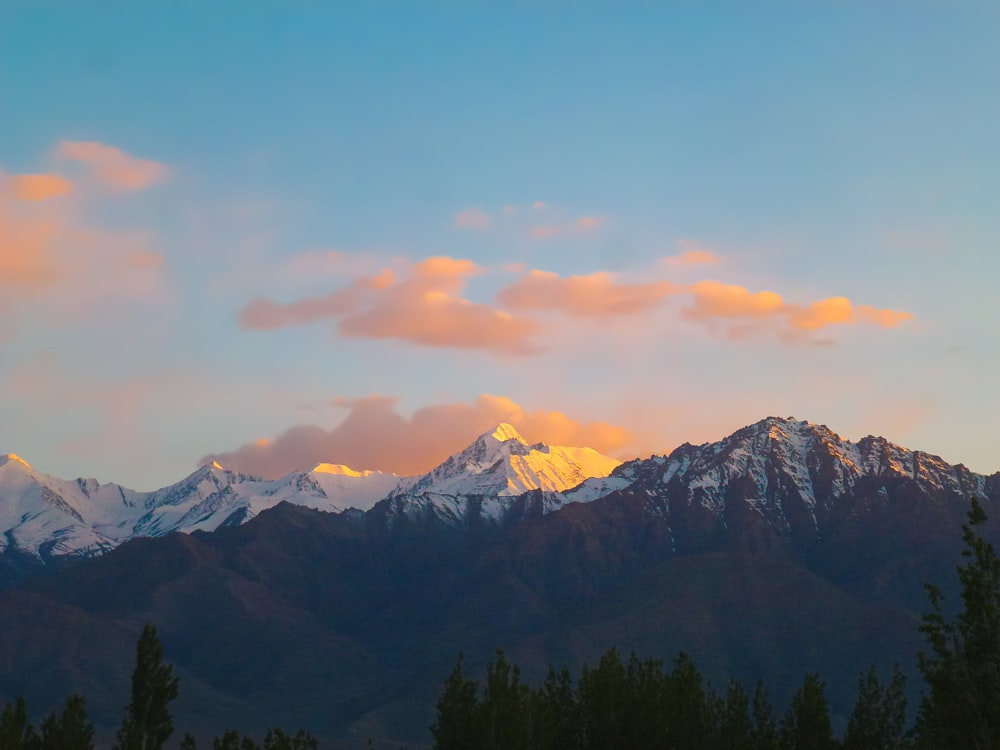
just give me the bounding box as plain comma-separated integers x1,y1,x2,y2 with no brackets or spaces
430,653,480,750
478,650,532,749
916,497,1000,749
533,665,578,750
576,648,630,750
178,734,196,750
749,680,780,750
211,730,242,750
39,694,94,750
261,728,317,750
843,666,908,750
714,678,753,750
0,696,39,750
779,673,835,750
115,623,181,750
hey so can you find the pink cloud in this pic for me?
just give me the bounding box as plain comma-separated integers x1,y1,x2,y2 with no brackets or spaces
0,147,170,334
203,393,632,477
54,140,166,192
497,269,678,316
10,173,74,201
239,256,540,354
453,207,492,230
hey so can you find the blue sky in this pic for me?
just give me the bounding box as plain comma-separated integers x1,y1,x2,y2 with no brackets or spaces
1,2,998,488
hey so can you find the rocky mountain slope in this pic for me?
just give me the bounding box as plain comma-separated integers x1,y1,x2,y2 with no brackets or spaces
0,416,997,747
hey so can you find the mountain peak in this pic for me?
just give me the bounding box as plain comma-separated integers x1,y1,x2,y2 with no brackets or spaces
312,463,365,477
0,453,32,470
487,423,527,444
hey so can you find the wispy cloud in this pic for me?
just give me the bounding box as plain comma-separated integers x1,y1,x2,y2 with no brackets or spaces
529,215,606,239
203,393,631,477
239,256,540,354
497,269,678,316
453,207,492,230
9,173,74,201
54,140,166,192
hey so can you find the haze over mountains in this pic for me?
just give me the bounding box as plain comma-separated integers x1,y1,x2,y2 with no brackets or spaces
1,416,998,747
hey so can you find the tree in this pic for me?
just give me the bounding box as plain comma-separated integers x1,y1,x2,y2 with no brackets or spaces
749,680,780,750
115,623,180,750
430,653,480,750
39,694,95,750
843,666,908,750
779,673,835,750
917,496,1000,749
261,728,317,750
0,696,39,750
178,734,197,750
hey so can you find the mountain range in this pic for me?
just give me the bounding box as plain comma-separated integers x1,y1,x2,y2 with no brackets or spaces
0,416,997,747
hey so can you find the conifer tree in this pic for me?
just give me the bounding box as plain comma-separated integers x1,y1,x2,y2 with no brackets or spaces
779,673,835,750
749,680,780,750
39,694,94,750
843,666,908,750
178,733,196,750
0,696,39,750
917,497,1000,749
430,653,480,750
115,623,180,750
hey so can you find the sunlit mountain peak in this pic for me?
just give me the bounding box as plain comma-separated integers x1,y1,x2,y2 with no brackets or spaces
0,453,32,470
489,422,527,444
312,463,365,477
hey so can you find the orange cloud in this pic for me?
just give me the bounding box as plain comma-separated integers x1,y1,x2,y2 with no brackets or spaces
203,393,631,477
239,256,540,354
0,146,169,333
497,269,678,316
662,248,721,268
454,207,491,230
685,280,785,320
11,174,74,201
54,140,166,192
684,280,914,338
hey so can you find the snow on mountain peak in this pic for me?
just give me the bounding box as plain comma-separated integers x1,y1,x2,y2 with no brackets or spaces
488,422,527,444
312,463,366,477
0,453,33,470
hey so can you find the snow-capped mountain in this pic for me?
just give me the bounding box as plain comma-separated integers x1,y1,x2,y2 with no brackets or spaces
379,423,621,524
563,416,997,551
0,423,619,561
4,416,997,565
0,453,399,562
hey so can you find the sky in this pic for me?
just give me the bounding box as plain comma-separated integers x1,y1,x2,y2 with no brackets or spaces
1,2,998,490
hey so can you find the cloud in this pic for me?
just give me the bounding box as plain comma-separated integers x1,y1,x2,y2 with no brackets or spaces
532,201,545,210
685,280,785,321
497,269,678,316
662,248,721,269
0,146,170,334
239,256,540,354
10,173,74,201
684,280,913,338
54,140,166,192
203,393,632,477
529,215,606,239
453,207,491,230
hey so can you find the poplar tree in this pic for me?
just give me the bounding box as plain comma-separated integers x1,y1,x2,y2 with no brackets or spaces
114,623,180,750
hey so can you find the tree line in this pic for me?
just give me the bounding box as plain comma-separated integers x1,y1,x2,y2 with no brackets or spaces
0,624,316,750
432,498,1000,749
